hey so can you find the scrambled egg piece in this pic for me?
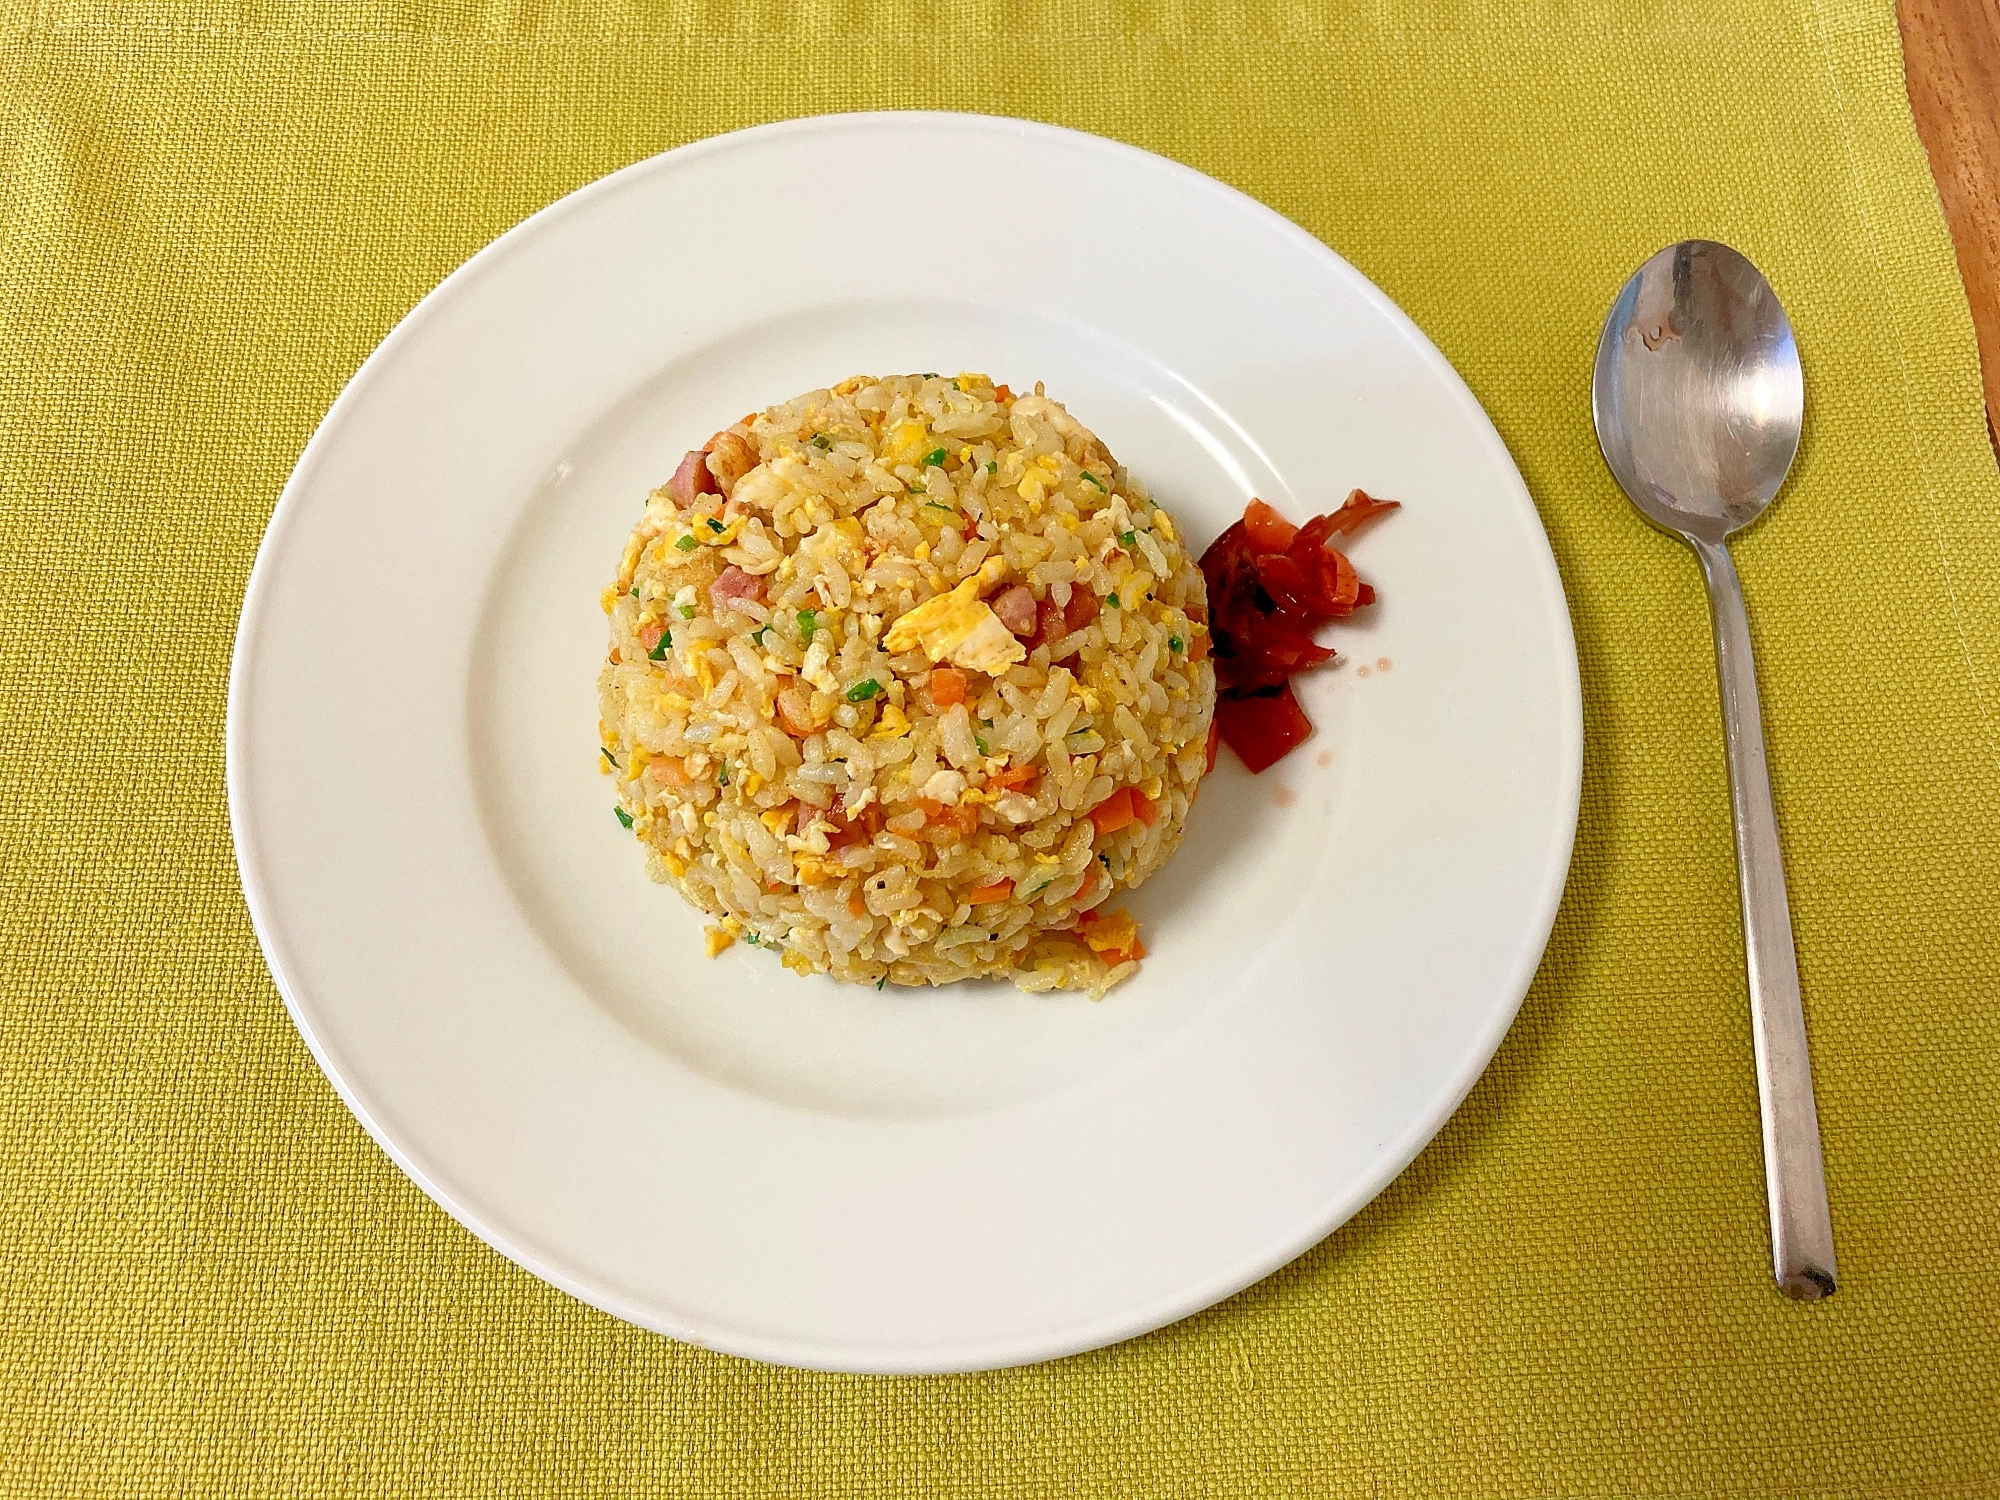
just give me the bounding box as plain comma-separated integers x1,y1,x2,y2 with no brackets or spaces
1081,908,1142,957
870,702,912,740
881,558,1025,675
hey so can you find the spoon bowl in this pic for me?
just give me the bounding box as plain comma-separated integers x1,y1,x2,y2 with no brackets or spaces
1592,240,1836,1301
1593,240,1804,542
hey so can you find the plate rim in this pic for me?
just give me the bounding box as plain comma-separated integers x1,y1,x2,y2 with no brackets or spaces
227,109,1584,1372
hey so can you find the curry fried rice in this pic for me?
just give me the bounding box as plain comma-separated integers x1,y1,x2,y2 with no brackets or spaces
597,373,1216,995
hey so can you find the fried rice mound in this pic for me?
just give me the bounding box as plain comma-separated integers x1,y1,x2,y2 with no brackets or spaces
597,373,1216,995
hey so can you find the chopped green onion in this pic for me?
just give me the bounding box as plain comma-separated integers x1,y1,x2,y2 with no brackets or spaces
1106,593,1121,608
717,763,729,785
949,380,961,391
876,975,887,991
648,630,671,661
614,807,633,828
923,501,956,514
707,517,725,533
797,610,817,644
922,447,947,468
678,604,695,620
1168,634,1184,653
1080,471,1106,490
752,625,770,646
922,371,937,378
601,747,618,767
845,679,882,703
1120,530,1136,547
810,433,831,450
745,932,761,947
973,734,990,755
630,587,639,598
675,535,699,552
985,461,997,475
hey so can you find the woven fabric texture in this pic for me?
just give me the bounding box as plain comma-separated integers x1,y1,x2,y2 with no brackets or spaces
3,1,1997,1495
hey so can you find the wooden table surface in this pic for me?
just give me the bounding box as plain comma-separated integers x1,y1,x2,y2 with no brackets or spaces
1900,0,2000,450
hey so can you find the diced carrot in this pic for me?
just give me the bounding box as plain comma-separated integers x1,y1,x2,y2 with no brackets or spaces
1242,498,1299,553
1130,788,1160,827
992,763,1040,794
994,383,1012,403
967,878,1014,904
647,755,691,788
1089,786,1136,835
847,893,868,918
1187,623,1209,662
930,667,968,708
920,801,979,845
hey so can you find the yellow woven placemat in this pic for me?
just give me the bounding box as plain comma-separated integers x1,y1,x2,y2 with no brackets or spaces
4,1,1997,1494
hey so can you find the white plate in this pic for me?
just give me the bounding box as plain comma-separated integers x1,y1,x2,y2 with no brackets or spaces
228,112,1581,1373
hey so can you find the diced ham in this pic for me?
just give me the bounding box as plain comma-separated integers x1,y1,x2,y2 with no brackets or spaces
992,584,1038,637
1033,596,1065,648
708,564,764,611
1062,588,1099,633
670,448,718,505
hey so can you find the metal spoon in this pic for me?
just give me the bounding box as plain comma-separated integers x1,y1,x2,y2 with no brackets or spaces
1592,239,1836,1300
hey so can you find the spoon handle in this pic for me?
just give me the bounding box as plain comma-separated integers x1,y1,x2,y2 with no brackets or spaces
1693,536,1838,1299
